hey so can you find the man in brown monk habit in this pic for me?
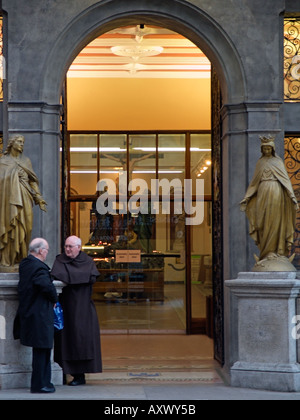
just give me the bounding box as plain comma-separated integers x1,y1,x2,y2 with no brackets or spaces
51,235,102,386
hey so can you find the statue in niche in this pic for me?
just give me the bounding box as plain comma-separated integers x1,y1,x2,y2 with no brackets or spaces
0,135,47,271
240,135,299,271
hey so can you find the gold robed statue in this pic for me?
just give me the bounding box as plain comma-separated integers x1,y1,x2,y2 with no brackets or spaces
0,135,47,270
240,135,299,271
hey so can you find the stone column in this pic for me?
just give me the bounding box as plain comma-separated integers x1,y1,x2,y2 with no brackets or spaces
221,101,283,279
226,272,300,392
0,273,63,389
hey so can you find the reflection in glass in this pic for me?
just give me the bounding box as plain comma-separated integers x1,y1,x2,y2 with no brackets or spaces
190,133,211,195
69,201,94,242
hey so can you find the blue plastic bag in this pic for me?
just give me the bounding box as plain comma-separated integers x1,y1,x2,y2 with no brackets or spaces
53,302,64,330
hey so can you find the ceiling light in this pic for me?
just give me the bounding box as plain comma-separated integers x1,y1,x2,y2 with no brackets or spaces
133,170,183,174
111,43,164,75
70,170,121,174
69,147,126,152
133,147,211,152
70,169,184,174
123,62,147,75
111,45,164,61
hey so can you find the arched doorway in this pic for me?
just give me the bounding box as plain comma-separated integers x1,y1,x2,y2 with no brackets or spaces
39,0,246,367
63,24,213,338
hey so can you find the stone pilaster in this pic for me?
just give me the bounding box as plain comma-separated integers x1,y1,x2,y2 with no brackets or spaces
0,273,63,389
226,272,300,392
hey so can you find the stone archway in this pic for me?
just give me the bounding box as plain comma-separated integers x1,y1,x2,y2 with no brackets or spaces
39,0,248,273
38,0,247,367
41,0,245,105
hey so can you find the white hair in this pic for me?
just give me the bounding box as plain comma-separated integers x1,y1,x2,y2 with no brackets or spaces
29,238,47,254
66,236,81,246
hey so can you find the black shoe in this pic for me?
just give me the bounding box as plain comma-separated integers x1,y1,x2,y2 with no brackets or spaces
31,386,56,393
68,374,86,386
68,379,86,386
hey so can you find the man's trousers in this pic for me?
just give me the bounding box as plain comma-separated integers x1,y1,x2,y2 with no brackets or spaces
31,348,52,392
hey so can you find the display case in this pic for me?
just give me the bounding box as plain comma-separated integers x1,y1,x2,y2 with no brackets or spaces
83,245,165,302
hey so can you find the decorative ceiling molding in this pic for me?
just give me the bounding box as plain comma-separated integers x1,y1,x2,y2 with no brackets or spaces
67,25,211,79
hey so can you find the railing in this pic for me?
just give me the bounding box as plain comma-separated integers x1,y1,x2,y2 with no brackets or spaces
285,135,300,268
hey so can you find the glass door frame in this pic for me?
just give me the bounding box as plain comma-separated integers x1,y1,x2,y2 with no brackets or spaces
63,130,212,334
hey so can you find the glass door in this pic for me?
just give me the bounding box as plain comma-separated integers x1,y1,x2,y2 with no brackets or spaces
189,133,212,334
66,131,212,334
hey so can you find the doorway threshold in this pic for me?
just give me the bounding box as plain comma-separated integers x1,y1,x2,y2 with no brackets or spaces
101,329,186,335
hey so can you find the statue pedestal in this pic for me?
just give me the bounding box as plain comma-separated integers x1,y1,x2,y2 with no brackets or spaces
226,272,300,392
0,273,64,389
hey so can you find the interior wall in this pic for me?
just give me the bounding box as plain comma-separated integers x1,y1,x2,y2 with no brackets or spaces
67,77,211,131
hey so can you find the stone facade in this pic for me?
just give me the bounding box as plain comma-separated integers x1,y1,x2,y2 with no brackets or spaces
0,0,300,389
1,0,298,273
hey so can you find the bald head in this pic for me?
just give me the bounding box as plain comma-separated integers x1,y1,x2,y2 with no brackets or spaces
29,238,49,262
66,236,81,246
64,236,81,259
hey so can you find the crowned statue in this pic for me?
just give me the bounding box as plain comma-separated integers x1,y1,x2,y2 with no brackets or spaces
240,134,298,271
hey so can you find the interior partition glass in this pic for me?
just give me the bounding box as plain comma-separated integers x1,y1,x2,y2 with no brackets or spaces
88,208,186,332
129,134,156,184
67,131,213,333
69,134,98,195
70,201,95,243
99,133,127,189
158,134,185,182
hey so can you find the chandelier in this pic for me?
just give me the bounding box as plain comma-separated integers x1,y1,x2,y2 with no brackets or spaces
110,25,164,74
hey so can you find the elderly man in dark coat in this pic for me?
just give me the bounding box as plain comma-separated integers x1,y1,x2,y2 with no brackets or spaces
16,237,58,393
51,235,102,386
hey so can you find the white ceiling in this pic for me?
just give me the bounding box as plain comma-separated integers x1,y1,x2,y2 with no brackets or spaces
67,25,211,79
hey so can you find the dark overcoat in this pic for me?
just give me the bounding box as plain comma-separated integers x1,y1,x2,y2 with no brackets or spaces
51,251,102,373
17,254,58,349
